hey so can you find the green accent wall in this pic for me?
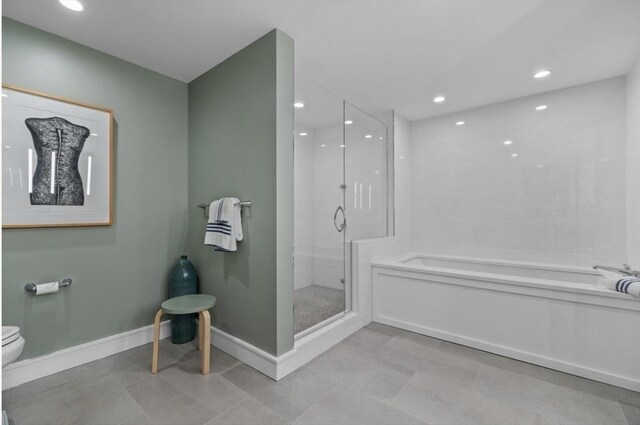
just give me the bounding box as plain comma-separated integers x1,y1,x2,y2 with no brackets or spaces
274,31,295,355
2,18,189,359
2,20,295,362
187,29,294,356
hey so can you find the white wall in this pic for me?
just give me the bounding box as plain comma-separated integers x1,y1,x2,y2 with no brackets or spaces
626,59,640,269
393,114,412,245
409,77,628,266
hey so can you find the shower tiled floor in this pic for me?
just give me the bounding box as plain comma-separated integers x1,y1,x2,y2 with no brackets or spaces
294,285,344,334
2,323,638,425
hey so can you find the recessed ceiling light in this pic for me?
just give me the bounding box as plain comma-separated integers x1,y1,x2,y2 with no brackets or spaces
320,144,326,148
537,164,544,168
299,132,307,136
4,146,11,149
433,96,446,103
535,105,547,111
511,153,518,157
59,0,84,11
504,140,513,145
365,134,372,139
379,136,383,140
1,93,8,98
344,120,353,125
90,133,98,136
399,156,404,160
456,121,465,126
340,144,346,148
533,69,551,79
294,102,304,108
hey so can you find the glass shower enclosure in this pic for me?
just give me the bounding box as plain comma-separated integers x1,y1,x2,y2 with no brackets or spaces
293,78,389,337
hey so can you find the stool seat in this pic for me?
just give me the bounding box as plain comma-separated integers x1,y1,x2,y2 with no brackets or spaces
161,294,216,315
152,294,215,375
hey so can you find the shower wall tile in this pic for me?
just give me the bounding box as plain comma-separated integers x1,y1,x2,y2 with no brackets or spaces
294,130,314,289
393,115,413,245
409,77,627,266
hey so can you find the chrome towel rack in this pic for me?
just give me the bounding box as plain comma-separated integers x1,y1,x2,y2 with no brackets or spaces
197,201,251,218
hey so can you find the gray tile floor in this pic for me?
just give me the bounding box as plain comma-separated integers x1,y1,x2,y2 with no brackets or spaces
294,285,344,334
3,323,639,425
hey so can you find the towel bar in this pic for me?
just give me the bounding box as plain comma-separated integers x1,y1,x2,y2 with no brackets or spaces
197,201,251,218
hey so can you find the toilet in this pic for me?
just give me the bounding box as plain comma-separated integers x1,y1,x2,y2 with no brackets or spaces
2,326,25,368
3,327,25,425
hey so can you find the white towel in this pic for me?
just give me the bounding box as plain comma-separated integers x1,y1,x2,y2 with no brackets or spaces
598,270,640,298
204,197,243,252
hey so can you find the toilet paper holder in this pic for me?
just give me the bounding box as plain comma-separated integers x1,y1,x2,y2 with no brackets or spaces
24,278,72,294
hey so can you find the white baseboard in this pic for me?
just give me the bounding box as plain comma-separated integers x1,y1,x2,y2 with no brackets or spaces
2,312,367,390
374,316,640,392
277,311,366,380
209,312,367,381
2,321,171,390
209,327,279,379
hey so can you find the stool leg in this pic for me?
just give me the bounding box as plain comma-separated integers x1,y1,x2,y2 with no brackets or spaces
200,309,211,375
151,309,164,374
198,313,204,352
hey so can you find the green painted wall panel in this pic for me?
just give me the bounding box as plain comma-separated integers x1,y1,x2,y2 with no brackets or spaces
275,31,295,356
2,18,189,359
187,29,294,356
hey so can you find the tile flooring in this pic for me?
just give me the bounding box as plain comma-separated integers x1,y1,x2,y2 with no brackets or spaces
2,323,639,425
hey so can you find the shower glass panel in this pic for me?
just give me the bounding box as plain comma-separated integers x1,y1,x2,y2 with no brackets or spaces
342,104,389,315
293,79,391,338
293,79,346,336
344,103,389,241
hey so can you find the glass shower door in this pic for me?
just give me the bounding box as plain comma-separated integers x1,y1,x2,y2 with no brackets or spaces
293,79,346,336
293,80,390,337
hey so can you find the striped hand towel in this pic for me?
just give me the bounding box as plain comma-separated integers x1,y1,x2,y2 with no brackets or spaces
612,277,640,297
204,198,243,252
598,270,640,298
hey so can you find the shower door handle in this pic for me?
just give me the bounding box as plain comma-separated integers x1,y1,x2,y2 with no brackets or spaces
333,206,346,232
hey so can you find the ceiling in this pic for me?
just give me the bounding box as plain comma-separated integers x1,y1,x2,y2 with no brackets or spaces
3,0,639,121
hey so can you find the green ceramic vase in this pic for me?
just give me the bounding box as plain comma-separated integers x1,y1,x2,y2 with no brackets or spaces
169,255,198,344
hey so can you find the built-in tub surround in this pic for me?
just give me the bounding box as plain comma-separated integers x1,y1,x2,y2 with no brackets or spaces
399,255,602,284
372,252,640,391
410,77,628,267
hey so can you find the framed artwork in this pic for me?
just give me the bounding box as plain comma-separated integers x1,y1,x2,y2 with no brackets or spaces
2,85,113,228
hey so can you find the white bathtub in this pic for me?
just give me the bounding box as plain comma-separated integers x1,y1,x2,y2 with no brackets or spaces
371,253,640,391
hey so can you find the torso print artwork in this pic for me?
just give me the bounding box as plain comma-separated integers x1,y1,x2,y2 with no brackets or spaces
2,86,112,228
25,117,91,206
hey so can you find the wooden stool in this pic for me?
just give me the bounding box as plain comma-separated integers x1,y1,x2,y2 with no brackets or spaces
152,294,216,375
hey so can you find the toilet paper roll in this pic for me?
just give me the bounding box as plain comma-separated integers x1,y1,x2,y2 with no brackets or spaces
35,281,59,295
